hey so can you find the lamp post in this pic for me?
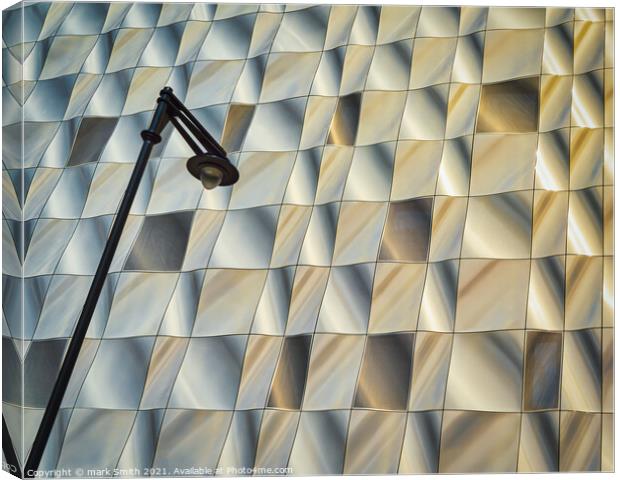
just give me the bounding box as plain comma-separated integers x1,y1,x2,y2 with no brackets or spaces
6,87,239,478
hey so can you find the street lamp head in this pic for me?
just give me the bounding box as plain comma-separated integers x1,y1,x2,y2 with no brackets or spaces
186,153,239,190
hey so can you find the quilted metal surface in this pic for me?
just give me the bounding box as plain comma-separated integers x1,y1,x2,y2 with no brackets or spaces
2,3,613,474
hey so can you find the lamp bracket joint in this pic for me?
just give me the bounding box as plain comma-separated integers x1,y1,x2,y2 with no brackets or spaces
140,130,162,144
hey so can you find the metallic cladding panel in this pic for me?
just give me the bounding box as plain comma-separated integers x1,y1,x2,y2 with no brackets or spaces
2,3,614,474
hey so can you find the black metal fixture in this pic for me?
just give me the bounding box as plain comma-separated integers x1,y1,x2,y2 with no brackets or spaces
187,153,239,189
5,87,239,478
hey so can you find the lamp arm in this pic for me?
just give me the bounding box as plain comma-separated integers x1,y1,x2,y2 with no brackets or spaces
164,90,227,158
156,88,228,159
168,114,203,155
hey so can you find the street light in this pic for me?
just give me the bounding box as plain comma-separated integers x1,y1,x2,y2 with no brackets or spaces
15,87,239,478
187,153,240,190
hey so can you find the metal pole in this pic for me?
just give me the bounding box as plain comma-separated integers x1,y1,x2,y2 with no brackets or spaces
23,93,170,477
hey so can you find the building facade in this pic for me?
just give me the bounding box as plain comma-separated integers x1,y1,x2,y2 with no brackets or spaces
2,3,614,474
